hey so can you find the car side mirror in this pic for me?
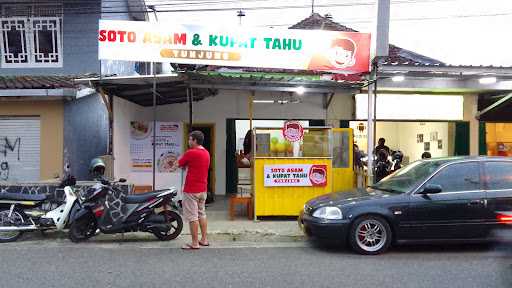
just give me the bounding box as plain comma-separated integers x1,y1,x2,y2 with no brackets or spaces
119,178,127,183
419,184,442,195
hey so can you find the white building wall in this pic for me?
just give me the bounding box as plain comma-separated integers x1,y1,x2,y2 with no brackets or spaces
351,121,450,163
155,90,326,195
113,90,475,193
113,96,152,183
113,89,354,195
326,92,355,127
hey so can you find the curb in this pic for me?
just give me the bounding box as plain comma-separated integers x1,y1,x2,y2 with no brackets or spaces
20,230,306,244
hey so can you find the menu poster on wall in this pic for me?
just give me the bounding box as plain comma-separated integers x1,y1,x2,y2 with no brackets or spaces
264,164,328,187
130,121,183,173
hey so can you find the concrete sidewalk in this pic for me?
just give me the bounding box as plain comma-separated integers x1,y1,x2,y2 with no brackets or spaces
91,209,304,243
17,215,304,245
176,195,304,243
181,210,304,242
18,196,305,245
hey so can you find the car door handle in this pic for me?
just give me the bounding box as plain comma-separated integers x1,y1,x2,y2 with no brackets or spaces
464,178,479,185
468,200,484,206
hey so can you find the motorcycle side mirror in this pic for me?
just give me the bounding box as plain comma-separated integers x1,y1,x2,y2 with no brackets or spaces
118,178,127,183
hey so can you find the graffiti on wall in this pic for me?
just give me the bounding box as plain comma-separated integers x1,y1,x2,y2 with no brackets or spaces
0,137,21,181
0,162,8,181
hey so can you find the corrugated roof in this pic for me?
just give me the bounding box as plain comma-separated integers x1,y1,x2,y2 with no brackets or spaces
195,71,365,86
0,75,92,90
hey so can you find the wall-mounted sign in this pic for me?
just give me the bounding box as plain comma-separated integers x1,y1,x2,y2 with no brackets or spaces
282,121,304,142
98,20,371,73
264,164,327,187
130,121,182,173
355,94,464,120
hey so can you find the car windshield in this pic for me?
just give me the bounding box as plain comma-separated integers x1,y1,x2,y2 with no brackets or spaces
370,160,447,193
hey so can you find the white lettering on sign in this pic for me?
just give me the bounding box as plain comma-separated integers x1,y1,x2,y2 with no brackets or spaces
264,164,327,187
98,20,371,73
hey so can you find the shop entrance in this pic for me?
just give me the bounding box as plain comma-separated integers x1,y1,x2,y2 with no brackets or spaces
484,122,512,156
185,123,216,203
349,120,470,164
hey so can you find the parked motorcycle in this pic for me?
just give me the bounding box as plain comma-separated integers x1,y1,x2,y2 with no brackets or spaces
68,177,182,243
0,175,78,242
374,149,392,182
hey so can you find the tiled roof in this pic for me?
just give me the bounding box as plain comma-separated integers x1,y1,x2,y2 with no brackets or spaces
290,13,445,67
0,75,92,90
289,13,359,32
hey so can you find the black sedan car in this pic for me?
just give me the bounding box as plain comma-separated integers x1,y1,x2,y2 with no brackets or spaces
299,156,512,255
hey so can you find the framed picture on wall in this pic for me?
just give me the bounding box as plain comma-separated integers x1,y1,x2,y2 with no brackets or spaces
430,132,438,141
424,142,430,151
417,134,424,143
438,139,443,149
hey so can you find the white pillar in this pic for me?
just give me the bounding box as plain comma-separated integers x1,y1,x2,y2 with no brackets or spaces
367,71,376,185
367,0,390,184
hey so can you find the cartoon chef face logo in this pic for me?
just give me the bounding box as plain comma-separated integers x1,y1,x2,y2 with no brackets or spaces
327,38,357,69
282,121,304,142
309,165,327,186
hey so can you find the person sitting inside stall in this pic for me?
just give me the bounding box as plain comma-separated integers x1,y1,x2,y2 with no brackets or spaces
421,152,432,159
375,138,390,156
240,130,252,166
354,144,363,169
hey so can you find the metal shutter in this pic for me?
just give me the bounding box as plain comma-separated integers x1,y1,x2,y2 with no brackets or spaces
0,117,41,182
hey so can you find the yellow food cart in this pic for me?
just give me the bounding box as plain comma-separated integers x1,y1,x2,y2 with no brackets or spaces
252,125,354,218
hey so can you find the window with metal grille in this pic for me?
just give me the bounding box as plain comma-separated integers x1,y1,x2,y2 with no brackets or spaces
0,3,63,68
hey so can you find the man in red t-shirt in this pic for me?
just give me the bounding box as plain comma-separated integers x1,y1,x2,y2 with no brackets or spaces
173,131,211,250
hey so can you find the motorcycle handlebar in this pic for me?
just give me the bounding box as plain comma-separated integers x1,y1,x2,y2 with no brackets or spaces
98,177,126,186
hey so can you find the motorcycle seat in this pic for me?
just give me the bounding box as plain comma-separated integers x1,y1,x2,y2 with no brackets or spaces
124,189,176,204
0,192,47,202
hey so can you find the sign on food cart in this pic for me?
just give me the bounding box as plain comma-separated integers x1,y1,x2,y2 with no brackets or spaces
264,164,327,187
98,20,371,73
130,121,183,172
282,121,304,142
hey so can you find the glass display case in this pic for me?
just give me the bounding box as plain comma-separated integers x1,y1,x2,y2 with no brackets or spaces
254,127,332,158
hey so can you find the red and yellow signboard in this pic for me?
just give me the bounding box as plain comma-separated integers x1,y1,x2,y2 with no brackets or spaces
98,20,371,73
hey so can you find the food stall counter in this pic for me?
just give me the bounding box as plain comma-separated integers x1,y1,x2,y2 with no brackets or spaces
252,126,333,217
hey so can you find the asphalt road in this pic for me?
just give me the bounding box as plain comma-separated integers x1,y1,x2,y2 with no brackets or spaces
1,240,511,288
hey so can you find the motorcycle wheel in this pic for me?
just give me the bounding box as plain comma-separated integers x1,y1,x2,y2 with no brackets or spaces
0,207,27,243
152,210,183,241
69,218,97,243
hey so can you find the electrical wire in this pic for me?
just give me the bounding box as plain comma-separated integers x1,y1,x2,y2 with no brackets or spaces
1,0,462,13
255,11,512,27
3,0,456,4
1,0,508,21
26,1,466,15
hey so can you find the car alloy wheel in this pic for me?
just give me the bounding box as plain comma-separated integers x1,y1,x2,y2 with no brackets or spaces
350,215,392,255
